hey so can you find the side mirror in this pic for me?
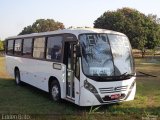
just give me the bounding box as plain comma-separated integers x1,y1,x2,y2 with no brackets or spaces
76,44,81,57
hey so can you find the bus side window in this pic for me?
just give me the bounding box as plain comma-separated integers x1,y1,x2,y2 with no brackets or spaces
7,40,14,55
14,39,22,56
33,37,45,59
23,38,33,57
46,36,63,61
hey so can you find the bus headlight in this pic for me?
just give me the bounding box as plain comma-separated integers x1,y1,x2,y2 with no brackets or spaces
84,80,98,93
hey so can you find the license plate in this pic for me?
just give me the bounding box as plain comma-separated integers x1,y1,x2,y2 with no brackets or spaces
111,94,121,99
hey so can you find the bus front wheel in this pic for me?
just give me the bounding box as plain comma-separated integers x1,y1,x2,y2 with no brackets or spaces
50,81,61,102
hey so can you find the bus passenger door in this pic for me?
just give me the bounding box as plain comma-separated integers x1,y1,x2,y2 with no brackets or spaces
64,41,78,101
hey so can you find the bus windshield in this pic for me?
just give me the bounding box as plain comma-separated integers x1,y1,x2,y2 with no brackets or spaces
79,33,134,79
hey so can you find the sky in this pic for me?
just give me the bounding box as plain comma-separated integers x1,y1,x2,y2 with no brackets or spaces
0,0,160,40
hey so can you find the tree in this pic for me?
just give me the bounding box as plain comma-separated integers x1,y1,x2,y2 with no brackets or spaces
94,7,160,57
19,19,65,35
0,40,4,50
145,14,160,50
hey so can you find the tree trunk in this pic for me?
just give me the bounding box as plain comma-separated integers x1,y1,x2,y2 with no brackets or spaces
141,50,145,58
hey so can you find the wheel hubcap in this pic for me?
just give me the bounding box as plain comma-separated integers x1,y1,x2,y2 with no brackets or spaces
51,85,59,100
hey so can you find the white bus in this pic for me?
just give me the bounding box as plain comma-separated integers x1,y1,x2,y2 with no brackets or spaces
5,28,136,106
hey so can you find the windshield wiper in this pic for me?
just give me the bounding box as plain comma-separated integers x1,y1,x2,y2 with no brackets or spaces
119,72,135,79
88,72,135,81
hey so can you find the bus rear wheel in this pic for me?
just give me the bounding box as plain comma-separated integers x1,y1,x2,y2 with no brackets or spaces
50,81,61,102
15,69,21,85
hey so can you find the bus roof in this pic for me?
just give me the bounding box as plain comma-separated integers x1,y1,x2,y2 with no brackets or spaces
6,28,126,40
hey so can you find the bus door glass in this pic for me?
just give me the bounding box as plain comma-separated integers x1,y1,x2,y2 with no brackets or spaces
63,34,77,99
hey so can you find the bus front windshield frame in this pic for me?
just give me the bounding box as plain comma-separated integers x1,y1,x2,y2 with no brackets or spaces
79,33,135,81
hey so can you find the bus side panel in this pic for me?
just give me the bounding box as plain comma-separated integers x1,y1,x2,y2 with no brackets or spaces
29,60,66,94
20,59,66,93
5,56,67,96
5,56,17,78
20,58,40,89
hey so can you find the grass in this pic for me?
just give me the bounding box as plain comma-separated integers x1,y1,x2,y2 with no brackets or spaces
0,56,160,120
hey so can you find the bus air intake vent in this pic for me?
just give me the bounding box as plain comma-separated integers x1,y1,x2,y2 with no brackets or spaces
99,86,128,94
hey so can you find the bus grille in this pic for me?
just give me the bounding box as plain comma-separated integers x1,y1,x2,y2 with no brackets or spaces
99,85,128,94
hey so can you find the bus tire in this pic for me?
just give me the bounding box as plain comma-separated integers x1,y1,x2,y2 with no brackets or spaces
50,81,61,102
15,69,21,85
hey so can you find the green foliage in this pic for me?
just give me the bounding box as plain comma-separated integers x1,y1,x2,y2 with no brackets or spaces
89,106,101,114
19,19,65,35
145,14,160,49
94,7,160,56
0,40,4,50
